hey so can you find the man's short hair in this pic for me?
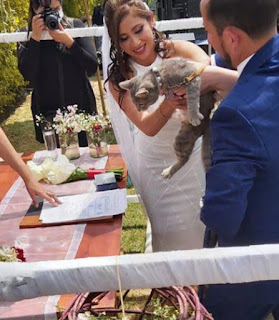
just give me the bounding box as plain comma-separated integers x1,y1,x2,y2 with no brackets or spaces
206,0,279,39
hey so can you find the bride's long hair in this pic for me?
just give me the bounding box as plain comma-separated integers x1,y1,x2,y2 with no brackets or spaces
103,0,166,98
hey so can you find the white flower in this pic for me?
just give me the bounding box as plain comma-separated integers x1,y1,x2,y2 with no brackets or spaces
53,105,83,135
27,161,45,181
28,155,76,185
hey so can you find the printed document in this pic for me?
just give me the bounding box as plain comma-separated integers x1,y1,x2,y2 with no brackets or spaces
39,189,127,224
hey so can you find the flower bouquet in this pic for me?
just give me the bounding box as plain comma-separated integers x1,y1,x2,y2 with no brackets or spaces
0,246,26,262
53,105,82,160
80,113,111,158
27,155,124,185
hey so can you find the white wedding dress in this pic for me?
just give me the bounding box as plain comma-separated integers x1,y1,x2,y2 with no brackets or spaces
102,26,206,252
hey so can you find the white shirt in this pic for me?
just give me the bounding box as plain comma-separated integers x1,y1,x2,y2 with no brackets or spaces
237,54,254,75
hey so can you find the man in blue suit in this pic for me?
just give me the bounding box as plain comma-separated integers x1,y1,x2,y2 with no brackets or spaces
200,0,279,319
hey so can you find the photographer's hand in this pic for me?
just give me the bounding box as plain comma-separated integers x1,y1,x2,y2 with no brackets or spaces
31,15,45,42
49,23,74,48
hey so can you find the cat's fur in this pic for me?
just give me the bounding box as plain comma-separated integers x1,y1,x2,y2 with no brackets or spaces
119,57,215,178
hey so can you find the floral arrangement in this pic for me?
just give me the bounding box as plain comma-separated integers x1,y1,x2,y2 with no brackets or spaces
80,114,111,143
79,113,111,158
36,106,112,159
36,105,83,134
52,105,83,135
79,113,111,135
53,105,84,159
35,114,53,131
0,246,26,262
27,155,123,185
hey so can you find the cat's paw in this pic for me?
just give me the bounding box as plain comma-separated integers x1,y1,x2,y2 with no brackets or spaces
161,166,173,179
189,112,204,126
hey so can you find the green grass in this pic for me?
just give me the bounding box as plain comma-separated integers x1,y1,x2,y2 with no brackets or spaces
2,94,44,152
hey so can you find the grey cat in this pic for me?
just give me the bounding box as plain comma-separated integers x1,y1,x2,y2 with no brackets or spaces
119,57,215,178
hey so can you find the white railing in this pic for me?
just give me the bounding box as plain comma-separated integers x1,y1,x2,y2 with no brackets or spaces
0,17,204,43
1,244,279,301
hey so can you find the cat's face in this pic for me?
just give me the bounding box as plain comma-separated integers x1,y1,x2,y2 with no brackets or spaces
119,73,159,111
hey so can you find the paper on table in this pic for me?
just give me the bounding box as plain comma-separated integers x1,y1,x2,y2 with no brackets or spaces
39,189,127,224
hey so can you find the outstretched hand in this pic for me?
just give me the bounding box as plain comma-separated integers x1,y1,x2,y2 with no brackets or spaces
24,178,61,208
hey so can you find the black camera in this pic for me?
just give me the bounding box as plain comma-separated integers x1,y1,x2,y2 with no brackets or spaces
40,0,59,30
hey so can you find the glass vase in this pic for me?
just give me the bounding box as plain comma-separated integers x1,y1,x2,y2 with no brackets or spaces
42,128,57,160
58,131,80,160
86,129,108,158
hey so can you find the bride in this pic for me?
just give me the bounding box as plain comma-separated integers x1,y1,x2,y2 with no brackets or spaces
102,0,234,252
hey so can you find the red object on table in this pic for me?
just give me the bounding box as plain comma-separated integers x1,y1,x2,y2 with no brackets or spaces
87,168,106,179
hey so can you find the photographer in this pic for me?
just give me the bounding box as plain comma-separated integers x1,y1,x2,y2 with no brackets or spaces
17,0,98,146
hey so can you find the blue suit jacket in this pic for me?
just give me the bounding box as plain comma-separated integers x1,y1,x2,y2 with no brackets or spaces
201,34,279,247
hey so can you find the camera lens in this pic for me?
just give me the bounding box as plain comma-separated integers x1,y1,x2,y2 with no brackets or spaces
45,15,58,30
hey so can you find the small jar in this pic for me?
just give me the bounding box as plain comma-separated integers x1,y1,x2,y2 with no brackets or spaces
86,129,108,158
58,131,80,160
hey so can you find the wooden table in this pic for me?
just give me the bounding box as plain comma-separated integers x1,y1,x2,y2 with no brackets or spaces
0,145,126,319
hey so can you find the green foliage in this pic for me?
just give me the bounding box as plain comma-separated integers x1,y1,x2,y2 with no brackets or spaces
147,297,179,319
0,0,29,115
62,0,85,18
63,0,103,19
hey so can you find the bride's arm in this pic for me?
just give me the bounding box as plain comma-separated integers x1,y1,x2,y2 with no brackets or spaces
109,82,184,136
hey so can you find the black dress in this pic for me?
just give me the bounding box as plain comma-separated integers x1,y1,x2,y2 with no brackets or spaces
17,18,98,146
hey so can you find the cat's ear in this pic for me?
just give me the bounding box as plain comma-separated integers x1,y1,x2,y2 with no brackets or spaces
135,88,149,98
119,79,133,91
